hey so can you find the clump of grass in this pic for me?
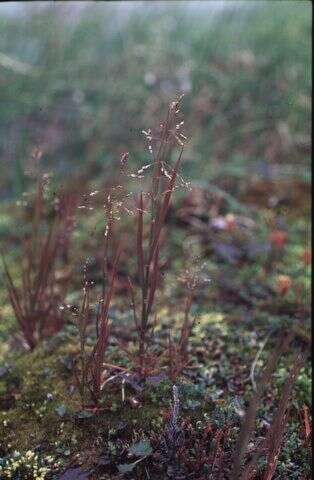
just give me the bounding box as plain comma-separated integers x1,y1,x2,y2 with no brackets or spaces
71,96,197,405
2,176,76,350
75,250,121,408
73,187,124,408
124,96,191,377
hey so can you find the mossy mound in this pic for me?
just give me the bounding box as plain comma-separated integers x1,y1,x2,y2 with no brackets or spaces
0,334,218,477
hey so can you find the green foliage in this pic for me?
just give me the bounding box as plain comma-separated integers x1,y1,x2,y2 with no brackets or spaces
0,2,311,196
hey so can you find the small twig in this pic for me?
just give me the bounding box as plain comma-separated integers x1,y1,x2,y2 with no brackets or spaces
101,375,117,388
102,362,130,372
121,378,126,403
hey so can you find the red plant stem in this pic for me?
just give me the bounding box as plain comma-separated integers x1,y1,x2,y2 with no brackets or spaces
232,332,292,479
89,247,121,404
262,355,303,480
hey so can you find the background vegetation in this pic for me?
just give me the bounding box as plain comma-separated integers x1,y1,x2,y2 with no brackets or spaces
0,1,311,196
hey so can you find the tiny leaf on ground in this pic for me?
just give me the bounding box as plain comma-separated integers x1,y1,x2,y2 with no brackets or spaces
128,439,152,457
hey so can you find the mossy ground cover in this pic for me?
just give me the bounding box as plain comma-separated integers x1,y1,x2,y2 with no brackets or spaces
0,174,311,479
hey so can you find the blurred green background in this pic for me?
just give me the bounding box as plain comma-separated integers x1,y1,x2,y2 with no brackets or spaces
0,1,311,198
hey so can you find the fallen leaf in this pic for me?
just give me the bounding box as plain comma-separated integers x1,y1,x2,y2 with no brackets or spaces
129,439,152,457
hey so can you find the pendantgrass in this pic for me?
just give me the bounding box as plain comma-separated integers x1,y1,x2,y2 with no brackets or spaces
74,97,190,385
75,251,120,408
125,96,189,376
74,189,122,407
89,248,121,406
1,177,76,349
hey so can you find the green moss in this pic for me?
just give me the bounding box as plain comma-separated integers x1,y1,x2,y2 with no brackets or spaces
0,342,203,461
